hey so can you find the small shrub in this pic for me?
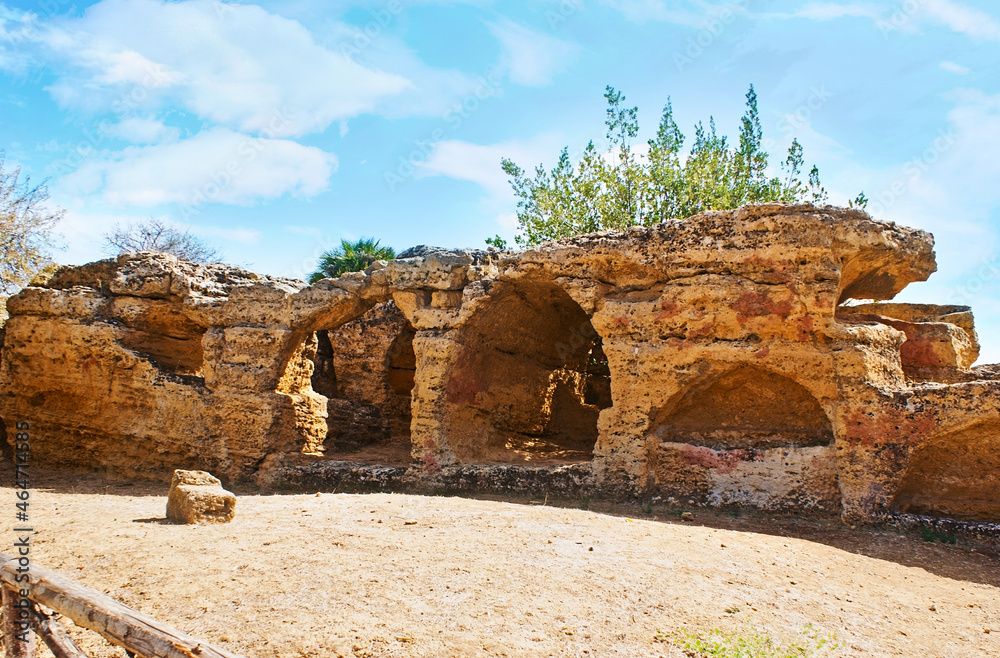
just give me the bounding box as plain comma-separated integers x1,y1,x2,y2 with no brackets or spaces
921,527,958,544
656,623,840,657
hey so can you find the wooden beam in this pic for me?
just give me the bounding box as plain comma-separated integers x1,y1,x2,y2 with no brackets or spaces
32,606,89,658
2,585,35,658
0,555,243,658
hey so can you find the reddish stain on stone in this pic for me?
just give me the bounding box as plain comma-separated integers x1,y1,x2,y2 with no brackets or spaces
899,335,944,368
798,316,815,340
678,445,750,474
445,351,485,404
80,356,99,376
422,450,441,474
654,299,682,322
686,321,714,339
843,409,938,447
754,347,770,359
733,291,794,324
445,369,481,405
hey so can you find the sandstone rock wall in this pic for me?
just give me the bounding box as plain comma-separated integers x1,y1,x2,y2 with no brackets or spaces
2,204,997,528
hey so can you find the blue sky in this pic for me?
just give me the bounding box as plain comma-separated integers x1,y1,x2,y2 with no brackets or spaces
1,0,998,363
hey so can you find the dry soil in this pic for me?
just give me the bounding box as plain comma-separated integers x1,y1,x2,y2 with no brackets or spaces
4,470,999,657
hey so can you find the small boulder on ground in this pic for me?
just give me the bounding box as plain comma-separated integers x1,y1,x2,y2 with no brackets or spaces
166,470,236,524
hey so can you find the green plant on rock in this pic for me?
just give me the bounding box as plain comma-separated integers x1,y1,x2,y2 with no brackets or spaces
309,237,395,283
499,85,850,248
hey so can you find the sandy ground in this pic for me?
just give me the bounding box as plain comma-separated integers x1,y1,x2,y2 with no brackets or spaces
3,470,999,657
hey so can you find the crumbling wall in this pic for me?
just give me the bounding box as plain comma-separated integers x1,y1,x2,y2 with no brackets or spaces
309,300,415,461
2,205,998,528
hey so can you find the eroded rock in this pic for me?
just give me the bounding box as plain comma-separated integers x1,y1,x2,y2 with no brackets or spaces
2,205,998,529
166,470,236,524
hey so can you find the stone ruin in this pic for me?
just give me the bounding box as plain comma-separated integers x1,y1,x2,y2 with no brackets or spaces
1,204,998,530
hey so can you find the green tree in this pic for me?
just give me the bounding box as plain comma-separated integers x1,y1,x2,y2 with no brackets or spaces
309,237,395,283
0,154,63,294
500,85,832,247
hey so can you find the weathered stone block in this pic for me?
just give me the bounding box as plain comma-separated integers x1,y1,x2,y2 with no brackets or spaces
166,470,236,524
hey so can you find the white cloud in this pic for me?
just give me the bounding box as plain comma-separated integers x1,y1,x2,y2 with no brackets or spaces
105,117,180,143
415,134,565,199
921,0,1000,41
783,0,1000,41
56,127,337,207
600,0,710,25
793,3,879,20
487,19,579,87
940,60,970,75
0,8,40,74
30,0,412,136
318,19,490,120
806,86,1000,363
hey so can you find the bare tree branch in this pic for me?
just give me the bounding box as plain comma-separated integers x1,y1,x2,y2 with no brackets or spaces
102,219,222,264
0,153,64,294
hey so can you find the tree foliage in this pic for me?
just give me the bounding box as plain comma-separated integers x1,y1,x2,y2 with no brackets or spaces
309,237,395,283
501,85,832,247
0,154,63,294
102,218,222,264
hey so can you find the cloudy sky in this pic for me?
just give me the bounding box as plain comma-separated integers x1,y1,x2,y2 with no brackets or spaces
2,0,998,362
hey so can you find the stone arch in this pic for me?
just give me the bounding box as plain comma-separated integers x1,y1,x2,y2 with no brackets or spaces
648,365,839,513
652,365,834,449
443,278,611,464
890,420,1000,522
276,299,417,464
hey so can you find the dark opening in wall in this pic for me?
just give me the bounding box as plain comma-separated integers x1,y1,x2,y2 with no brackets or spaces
0,418,10,465
308,301,416,465
653,366,833,450
891,421,1000,522
445,280,609,464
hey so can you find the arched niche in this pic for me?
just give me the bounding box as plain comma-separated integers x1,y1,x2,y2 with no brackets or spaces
653,366,834,449
891,421,1000,522
278,300,417,464
444,279,611,464
649,365,839,513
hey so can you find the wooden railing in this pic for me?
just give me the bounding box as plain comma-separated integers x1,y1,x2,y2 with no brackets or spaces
0,554,245,658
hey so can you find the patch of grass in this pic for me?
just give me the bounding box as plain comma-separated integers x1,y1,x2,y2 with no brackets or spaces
920,527,958,544
655,623,840,657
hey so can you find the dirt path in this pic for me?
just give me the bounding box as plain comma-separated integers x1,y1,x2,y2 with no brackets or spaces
6,471,999,657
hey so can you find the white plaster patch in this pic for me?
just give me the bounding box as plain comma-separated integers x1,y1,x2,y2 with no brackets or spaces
706,445,840,511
